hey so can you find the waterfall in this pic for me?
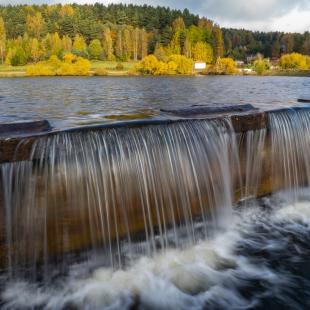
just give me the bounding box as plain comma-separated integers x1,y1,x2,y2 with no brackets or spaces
1,108,310,280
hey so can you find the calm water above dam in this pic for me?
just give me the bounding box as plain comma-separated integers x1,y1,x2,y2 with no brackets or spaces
0,76,309,128
1,76,310,310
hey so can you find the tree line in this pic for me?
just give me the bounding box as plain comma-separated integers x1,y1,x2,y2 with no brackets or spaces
0,3,309,66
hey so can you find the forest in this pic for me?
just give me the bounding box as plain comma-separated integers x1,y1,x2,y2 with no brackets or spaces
0,3,309,68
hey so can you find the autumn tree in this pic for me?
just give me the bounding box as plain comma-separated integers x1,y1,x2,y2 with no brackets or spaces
26,12,45,39
210,57,236,74
123,27,132,61
168,32,181,55
115,28,123,60
50,32,62,56
253,58,270,75
279,53,310,70
132,28,139,61
213,26,224,59
0,17,6,64
192,42,213,63
183,38,192,58
62,35,72,53
59,5,75,18
11,47,27,66
139,28,148,59
198,18,213,31
102,27,114,61
88,39,103,60
30,38,42,62
73,34,87,56
154,43,167,61
172,17,185,32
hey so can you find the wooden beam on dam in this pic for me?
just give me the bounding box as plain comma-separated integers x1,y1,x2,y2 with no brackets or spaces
0,105,307,269
0,104,267,164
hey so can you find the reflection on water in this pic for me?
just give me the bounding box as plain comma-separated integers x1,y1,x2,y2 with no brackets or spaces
0,76,309,129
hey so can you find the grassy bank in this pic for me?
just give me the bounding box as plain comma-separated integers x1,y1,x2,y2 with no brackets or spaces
0,61,137,77
0,62,309,78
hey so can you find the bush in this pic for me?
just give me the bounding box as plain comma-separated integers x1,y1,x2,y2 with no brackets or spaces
136,54,193,76
168,55,193,75
26,54,91,76
136,55,159,75
208,58,236,75
115,63,124,70
27,63,55,76
279,53,310,70
253,58,270,75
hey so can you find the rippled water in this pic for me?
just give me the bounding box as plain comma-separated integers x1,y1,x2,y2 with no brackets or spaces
0,76,309,129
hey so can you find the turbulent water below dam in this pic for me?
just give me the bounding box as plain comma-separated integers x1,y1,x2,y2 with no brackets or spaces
1,76,310,309
2,194,310,309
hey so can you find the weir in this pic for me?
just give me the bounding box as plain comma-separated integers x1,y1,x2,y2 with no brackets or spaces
0,105,310,278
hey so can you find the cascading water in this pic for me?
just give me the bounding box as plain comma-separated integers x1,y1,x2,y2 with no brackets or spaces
0,119,240,278
2,109,310,309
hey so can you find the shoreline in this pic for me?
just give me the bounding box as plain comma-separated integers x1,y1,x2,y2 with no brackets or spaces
0,65,309,78
0,72,309,78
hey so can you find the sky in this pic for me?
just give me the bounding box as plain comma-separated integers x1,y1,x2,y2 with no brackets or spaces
1,0,310,33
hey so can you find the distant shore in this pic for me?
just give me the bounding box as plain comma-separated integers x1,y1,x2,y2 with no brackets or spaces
0,61,309,78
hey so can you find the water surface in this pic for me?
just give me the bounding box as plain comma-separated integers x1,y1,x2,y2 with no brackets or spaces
0,76,309,129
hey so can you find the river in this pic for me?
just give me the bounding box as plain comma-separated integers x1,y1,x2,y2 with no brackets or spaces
1,76,310,310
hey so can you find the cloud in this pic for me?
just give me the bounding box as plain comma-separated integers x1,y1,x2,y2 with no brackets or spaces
0,0,309,32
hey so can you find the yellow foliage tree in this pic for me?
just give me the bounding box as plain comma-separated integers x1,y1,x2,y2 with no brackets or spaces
136,54,193,75
26,12,45,39
0,17,6,64
5,48,14,65
59,5,75,17
26,54,90,76
209,57,236,75
27,63,55,76
168,55,193,75
30,38,42,62
192,41,213,63
279,53,310,70
136,55,159,74
73,34,87,54
62,35,72,53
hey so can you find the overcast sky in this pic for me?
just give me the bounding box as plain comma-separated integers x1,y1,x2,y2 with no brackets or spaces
1,0,310,33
